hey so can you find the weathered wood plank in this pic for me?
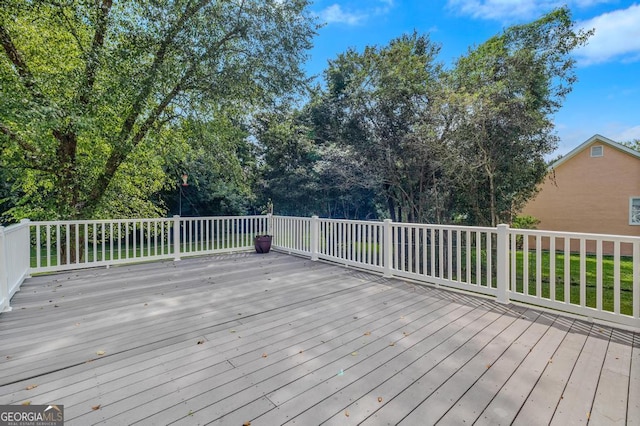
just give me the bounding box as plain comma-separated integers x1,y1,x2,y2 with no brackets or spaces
365,308,541,425
628,333,640,426
474,315,572,425
92,291,452,425
513,319,591,425
550,325,612,425
0,252,635,426
426,311,558,425
321,304,515,426
276,300,497,425
590,328,634,425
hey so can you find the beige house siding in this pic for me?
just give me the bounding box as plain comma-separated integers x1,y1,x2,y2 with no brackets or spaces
521,136,640,255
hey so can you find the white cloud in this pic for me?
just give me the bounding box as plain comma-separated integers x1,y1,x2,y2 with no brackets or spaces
447,0,612,21
612,125,640,143
320,4,366,25
575,4,640,65
318,1,395,26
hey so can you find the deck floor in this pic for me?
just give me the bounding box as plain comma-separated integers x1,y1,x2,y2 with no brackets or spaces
0,252,638,425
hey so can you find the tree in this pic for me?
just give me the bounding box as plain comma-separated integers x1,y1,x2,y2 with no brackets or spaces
447,7,592,226
0,0,317,221
621,139,640,152
321,32,445,222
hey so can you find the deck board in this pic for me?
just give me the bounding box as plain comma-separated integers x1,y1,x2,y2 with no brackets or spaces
0,251,637,425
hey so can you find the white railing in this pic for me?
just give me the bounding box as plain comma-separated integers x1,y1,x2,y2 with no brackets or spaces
0,213,638,329
271,216,639,330
28,215,268,274
508,228,640,329
388,223,500,298
0,219,30,312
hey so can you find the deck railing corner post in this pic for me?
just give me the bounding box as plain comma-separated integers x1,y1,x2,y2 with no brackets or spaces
496,223,510,304
20,219,31,278
383,219,393,278
0,225,9,312
173,215,181,261
310,215,319,261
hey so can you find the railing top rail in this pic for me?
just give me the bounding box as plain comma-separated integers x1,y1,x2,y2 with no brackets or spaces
29,218,175,226
273,215,312,222
0,220,30,233
28,215,269,226
180,215,269,221
313,217,380,225
391,222,497,232
511,227,640,242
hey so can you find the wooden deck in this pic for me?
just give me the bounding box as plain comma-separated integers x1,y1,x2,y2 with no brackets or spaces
0,252,638,425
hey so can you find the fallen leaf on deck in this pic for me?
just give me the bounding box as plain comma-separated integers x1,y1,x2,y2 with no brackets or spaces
92,405,101,411
351,352,358,356
230,330,236,333
378,397,383,403
22,401,31,406
486,364,491,369
299,350,303,354
389,342,396,346
96,350,105,356
403,331,409,336
364,331,371,336
25,384,38,390
197,340,204,345
261,353,268,358
345,410,350,417
243,422,251,426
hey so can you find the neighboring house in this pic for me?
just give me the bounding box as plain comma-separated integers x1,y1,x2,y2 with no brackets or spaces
521,134,640,255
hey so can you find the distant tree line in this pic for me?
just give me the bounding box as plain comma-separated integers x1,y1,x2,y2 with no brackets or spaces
1,3,591,226
255,8,592,226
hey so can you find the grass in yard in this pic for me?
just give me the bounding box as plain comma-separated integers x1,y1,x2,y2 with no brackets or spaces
512,251,634,315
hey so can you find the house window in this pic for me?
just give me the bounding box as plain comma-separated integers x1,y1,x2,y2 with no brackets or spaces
631,198,640,225
590,145,603,157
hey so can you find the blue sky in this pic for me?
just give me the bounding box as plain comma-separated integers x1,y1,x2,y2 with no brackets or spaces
305,0,640,156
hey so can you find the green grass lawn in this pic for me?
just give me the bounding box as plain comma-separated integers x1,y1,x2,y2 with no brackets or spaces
512,250,635,316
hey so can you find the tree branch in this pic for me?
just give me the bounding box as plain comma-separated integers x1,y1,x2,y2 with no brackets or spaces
0,122,56,173
0,24,42,99
78,0,112,106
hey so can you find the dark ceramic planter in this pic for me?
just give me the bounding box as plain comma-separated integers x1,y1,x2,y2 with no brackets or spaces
254,235,272,253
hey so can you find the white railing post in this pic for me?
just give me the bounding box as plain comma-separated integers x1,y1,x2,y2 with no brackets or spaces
0,226,8,312
383,219,393,278
267,213,273,236
310,215,319,261
496,223,510,304
20,219,31,278
173,215,181,261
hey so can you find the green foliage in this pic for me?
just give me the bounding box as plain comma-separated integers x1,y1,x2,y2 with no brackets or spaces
511,215,540,229
620,139,640,152
258,9,589,225
0,0,318,221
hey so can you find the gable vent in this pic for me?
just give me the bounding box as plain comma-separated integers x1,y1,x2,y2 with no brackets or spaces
590,145,603,157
